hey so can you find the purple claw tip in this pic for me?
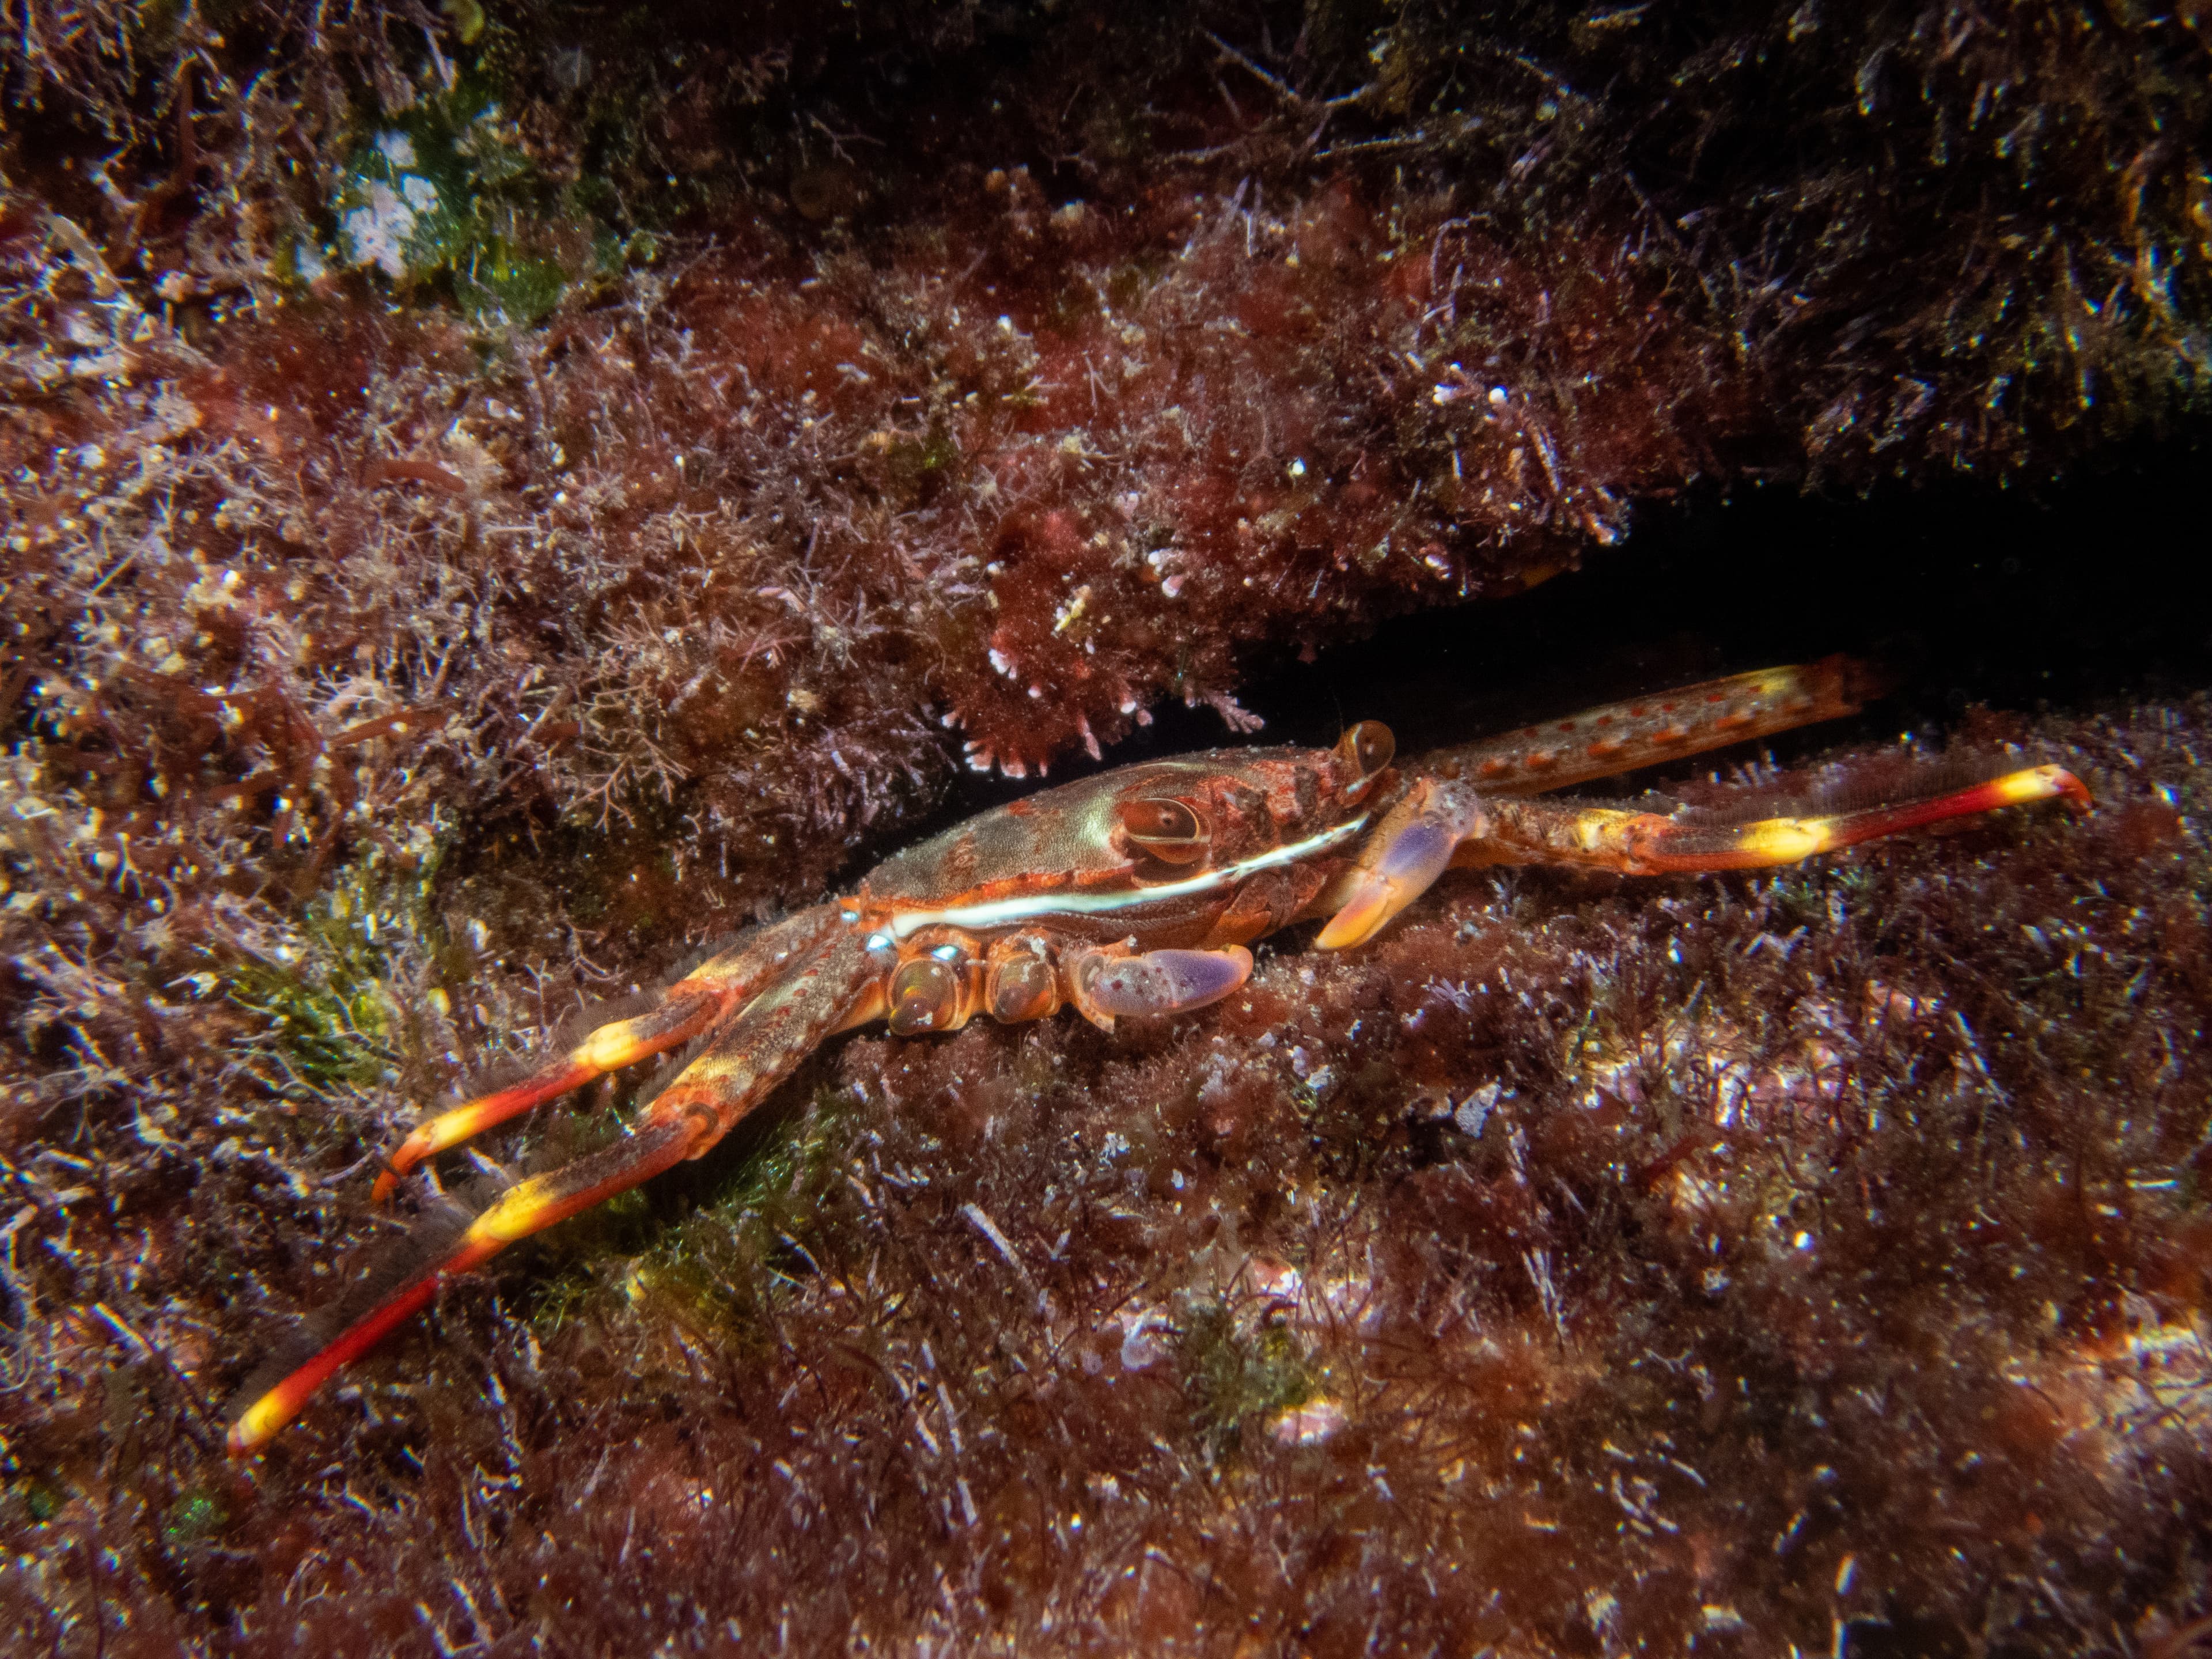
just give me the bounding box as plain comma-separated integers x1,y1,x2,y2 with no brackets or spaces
1086,948,1252,1017
1375,820,1456,887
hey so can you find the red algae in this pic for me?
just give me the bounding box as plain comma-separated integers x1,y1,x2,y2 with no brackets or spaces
4,3,2212,1655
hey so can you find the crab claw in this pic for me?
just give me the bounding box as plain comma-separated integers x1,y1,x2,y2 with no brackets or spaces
1068,944,1253,1030
1316,779,1488,950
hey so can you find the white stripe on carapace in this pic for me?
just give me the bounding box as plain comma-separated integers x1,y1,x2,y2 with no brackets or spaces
884,815,1371,941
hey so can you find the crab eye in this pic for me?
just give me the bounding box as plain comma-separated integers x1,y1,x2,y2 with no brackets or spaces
1115,797,1210,864
1336,721,1395,784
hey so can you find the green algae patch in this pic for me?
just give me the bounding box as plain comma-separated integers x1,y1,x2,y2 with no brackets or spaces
526,1084,862,1362
162,1488,228,1546
223,847,446,1104
319,75,654,324
1178,1297,1319,1467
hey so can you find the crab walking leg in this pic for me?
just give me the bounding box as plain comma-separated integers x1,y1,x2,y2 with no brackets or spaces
229,927,876,1455
371,908,843,1202
635,927,877,1145
368,1002,717,1204
1317,763,2089,949
1521,763,2095,875
226,1116,704,1454
1422,657,1883,798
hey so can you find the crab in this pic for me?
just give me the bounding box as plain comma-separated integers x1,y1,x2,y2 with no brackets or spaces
226,658,2089,1453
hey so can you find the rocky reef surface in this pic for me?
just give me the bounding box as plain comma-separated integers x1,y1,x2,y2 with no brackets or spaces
2,3,2209,1653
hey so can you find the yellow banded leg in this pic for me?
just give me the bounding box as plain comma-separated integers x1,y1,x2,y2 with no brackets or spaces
371,993,719,1202
231,923,873,1453
1592,762,2092,873
228,1114,705,1455
1317,763,2088,950
371,907,843,1202
639,925,878,1145
1456,763,2088,878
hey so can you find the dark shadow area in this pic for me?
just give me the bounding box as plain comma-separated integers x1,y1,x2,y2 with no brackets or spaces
933,437,2212,831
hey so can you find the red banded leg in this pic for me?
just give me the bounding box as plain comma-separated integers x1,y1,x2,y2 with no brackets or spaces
1424,657,1884,798
635,927,878,1145
229,923,873,1455
1317,763,2090,949
226,1115,706,1453
1505,764,2092,875
371,908,843,1202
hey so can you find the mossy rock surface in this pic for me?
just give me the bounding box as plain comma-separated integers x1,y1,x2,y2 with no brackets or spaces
3,3,2210,1654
